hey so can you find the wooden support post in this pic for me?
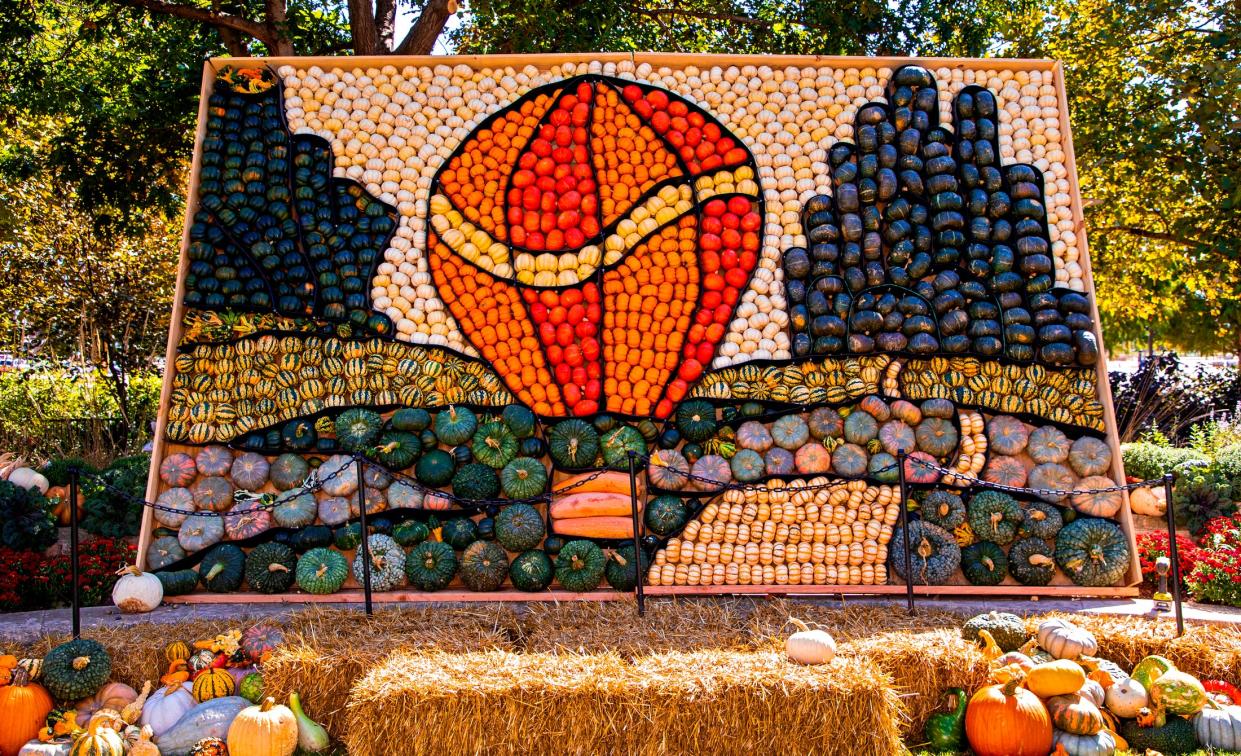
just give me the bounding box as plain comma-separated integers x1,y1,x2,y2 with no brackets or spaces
897,450,915,615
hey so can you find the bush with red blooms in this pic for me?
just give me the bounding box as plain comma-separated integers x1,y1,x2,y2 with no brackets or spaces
0,537,135,612
1135,530,1202,592
1199,513,1241,551
1186,547,1241,607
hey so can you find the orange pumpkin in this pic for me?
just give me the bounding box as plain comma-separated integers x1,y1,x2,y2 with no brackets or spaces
0,668,54,756
47,486,84,527
965,675,1053,756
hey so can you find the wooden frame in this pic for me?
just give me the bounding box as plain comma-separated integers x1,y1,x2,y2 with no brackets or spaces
144,53,1141,601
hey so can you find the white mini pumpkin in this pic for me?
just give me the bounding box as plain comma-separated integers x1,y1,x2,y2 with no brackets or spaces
785,617,836,665
1037,618,1098,660
7,466,49,494
1194,704,1241,751
1104,676,1148,718
112,566,163,614
139,682,194,737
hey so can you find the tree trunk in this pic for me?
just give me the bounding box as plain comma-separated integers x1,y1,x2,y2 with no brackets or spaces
347,0,380,54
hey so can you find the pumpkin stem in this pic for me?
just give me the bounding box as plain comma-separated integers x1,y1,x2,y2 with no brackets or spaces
786,616,811,633
568,438,579,458
989,511,1003,529
315,564,328,579
72,656,91,671
1089,544,1105,562
260,696,276,712
982,556,995,571
269,563,290,573
916,537,934,559
114,565,142,578
204,562,225,582
1031,510,1046,522
1028,554,1055,567
1000,673,1025,697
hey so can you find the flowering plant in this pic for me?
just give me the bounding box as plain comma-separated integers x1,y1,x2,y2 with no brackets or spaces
1135,530,1202,591
0,537,135,612
1199,513,1241,551
1186,547,1241,607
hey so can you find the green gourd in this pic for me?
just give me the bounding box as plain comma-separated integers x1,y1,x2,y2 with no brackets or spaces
600,426,648,468
1009,537,1057,586
441,518,479,549
509,550,554,592
501,405,537,438
967,490,1023,545
921,490,966,530
296,548,348,594
889,521,959,585
43,638,112,700
1020,502,1064,540
244,542,296,593
494,503,546,552
500,458,548,500
334,408,383,452
353,534,405,591
238,672,264,704
390,408,432,432
674,400,717,442
405,541,457,591
604,544,649,591
460,540,508,591
156,569,200,596
924,687,967,752
452,462,500,500
415,449,456,487
392,520,430,546
433,405,477,446
555,539,606,592
961,541,1008,586
770,415,810,450
199,544,245,592
645,495,689,536
472,422,518,469
548,419,601,469
372,431,422,469
1055,518,1130,587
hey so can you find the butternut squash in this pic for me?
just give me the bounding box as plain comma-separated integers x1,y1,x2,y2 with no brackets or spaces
553,516,635,539
551,492,641,520
552,471,642,497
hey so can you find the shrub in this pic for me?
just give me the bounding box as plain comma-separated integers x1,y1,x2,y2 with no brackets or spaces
1186,547,1241,608
81,454,151,537
1135,530,1202,592
1121,442,1209,481
0,537,135,612
1172,462,1235,537
1110,353,1241,444
0,480,57,552
1212,443,1241,492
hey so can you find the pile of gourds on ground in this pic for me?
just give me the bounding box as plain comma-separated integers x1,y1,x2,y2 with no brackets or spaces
0,625,328,756
922,611,1241,755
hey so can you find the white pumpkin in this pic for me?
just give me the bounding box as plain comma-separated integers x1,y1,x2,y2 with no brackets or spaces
1104,676,1148,718
7,466,49,494
1037,618,1098,660
785,617,836,665
1129,486,1166,516
1078,678,1106,707
139,682,194,737
1194,704,1241,751
18,742,71,756
112,566,163,613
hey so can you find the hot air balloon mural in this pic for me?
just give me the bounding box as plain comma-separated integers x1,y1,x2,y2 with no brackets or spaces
426,76,762,419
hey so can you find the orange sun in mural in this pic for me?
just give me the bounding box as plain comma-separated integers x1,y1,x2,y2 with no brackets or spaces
427,76,762,419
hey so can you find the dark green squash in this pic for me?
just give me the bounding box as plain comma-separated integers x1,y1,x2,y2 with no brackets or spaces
334,522,363,551
921,490,966,530
405,541,457,591
555,539,606,592
518,437,548,458
415,449,456,487
392,519,430,547
604,544,650,591
1055,518,1130,587
390,408,431,432
494,503,546,552
1020,501,1064,540
960,541,1008,586
281,419,317,450
500,458,548,500
334,408,383,452
291,524,334,552
245,542,296,593
1118,714,1197,754
372,431,421,469
501,405,538,439
199,543,246,592
1009,537,1057,586
452,462,500,500
509,550,554,592
601,425,648,468
967,491,1023,545
542,535,565,555
296,547,349,594
644,495,689,536
155,569,200,597
434,405,478,446
476,516,496,540
889,521,960,585
460,540,508,591
592,414,618,434
548,419,601,469
675,400,717,442
441,517,479,549
472,421,519,469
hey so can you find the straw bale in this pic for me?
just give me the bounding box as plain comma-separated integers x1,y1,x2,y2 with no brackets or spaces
264,605,517,735
343,648,901,756
519,596,754,656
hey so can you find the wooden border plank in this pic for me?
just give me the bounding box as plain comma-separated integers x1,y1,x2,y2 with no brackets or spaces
139,62,215,571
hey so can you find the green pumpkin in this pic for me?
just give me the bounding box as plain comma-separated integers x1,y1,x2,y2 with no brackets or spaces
542,535,565,555
921,490,966,529
281,419,317,450
460,540,508,591
592,414,618,434
518,437,548,458
477,516,496,540
270,454,310,490
273,490,317,528
915,417,960,458
335,408,383,452
390,408,431,432
434,405,478,445
1119,714,1197,754
509,550,554,591
353,534,405,591
42,638,112,700
595,425,645,469
244,542,296,593
604,544,650,591
405,541,457,591
156,569,200,596
961,611,1027,651
1020,501,1064,540
501,405,538,439
372,431,422,469
675,400,717,442
415,449,456,487
644,495,688,536
1009,536,1057,586
452,462,500,500
548,419,601,469
238,672,264,703
967,490,1023,545
495,503,546,552
890,521,960,585
392,519,430,546
441,517,479,549
960,542,1009,586
555,539,606,592
291,524,333,552
472,422,519,469
500,458,548,500
296,547,349,594
199,544,246,592
730,448,766,482
334,522,363,550
1055,518,1130,587
843,411,879,445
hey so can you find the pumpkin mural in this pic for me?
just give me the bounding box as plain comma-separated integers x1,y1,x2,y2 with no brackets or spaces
145,55,1135,597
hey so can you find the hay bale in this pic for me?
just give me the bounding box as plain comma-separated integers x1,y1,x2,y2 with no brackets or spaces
344,649,901,756
1032,612,1241,679
746,598,967,644
519,597,754,656
264,605,517,736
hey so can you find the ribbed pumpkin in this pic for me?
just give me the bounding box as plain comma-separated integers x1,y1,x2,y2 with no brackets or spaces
1010,537,1057,586
269,454,309,491
987,416,1029,455
1051,728,1116,756
353,535,405,591
226,697,297,756
807,407,844,439
982,455,1028,488
1068,436,1112,477
499,458,548,500
334,408,384,452
193,668,236,703
730,449,766,482
42,639,111,701
843,411,878,445
922,490,966,529
460,541,508,592
1071,478,1122,518
405,541,457,591
915,417,959,458
295,548,348,595
794,443,832,475
0,668,52,756
245,543,296,594
763,447,795,475
224,501,273,542
831,443,869,478
960,541,1007,586
195,446,233,476
647,449,690,490
1193,704,1241,751
555,539,606,592
878,420,916,456
73,681,137,727
1020,502,1064,540
674,400,717,442
433,405,478,446
495,503,546,552
230,453,270,491
1055,518,1130,587
690,454,731,492
159,453,198,488
735,421,773,452
964,676,1053,756
1028,462,1077,504
1037,618,1098,660
1028,426,1071,464
771,415,810,450
968,491,1022,545
1046,694,1105,735
548,419,600,469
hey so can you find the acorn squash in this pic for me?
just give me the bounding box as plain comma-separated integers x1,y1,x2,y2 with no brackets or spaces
460,540,508,591
495,503,545,552
674,400,717,442
548,419,601,469
405,541,457,591
509,550,553,591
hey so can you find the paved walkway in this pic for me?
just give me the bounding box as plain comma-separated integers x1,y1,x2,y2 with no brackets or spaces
1,595,1237,642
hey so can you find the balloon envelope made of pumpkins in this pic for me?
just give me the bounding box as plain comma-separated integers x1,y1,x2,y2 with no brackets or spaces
428,76,761,419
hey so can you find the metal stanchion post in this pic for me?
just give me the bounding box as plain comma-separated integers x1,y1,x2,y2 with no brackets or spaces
69,467,81,639
355,456,373,616
897,450,915,615
627,452,645,617
1162,474,1184,637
